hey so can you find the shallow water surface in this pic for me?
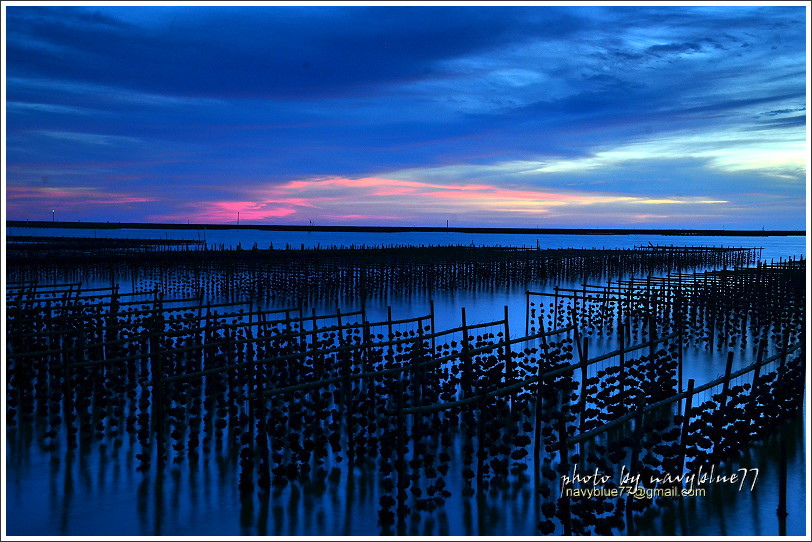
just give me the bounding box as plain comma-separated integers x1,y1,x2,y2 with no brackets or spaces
5,230,807,536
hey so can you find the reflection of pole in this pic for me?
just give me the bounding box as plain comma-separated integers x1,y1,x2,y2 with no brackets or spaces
556,395,572,536
778,441,787,536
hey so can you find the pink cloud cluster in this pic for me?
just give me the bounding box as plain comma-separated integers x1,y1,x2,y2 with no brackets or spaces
159,175,728,225
175,201,297,223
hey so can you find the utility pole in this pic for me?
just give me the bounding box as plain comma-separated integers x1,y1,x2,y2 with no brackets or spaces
52,209,55,222
237,211,240,226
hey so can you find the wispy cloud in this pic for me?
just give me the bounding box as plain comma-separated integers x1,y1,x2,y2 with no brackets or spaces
6,185,155,212
7,101,92,115
8,76,222,107
382,123,805,185
34,130,144,147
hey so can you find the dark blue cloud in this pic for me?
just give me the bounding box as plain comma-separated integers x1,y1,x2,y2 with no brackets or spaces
752,115,806,129
645,41,704,56
7,6,586,99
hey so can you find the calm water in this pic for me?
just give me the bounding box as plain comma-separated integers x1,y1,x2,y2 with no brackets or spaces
5,227,808,536
7,226,807,261
6,422,807,536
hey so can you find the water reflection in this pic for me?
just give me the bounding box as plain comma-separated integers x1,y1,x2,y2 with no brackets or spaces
631,415,806,536
5,379,806,536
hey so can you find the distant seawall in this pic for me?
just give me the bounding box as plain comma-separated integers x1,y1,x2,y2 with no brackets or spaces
6,221,805,237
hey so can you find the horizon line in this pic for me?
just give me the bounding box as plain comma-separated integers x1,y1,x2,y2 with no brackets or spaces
5,220,805,237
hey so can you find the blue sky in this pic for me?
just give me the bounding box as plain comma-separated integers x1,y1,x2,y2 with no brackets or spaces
4,3,808,228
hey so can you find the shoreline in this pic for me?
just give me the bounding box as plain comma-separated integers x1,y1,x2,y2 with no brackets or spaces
5,220,805,237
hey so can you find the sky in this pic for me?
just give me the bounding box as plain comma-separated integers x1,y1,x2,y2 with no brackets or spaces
3,2,809,228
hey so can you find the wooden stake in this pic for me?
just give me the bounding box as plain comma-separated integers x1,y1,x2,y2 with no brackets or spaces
719,351,734,410
678,379,695,477
503,305,513,385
